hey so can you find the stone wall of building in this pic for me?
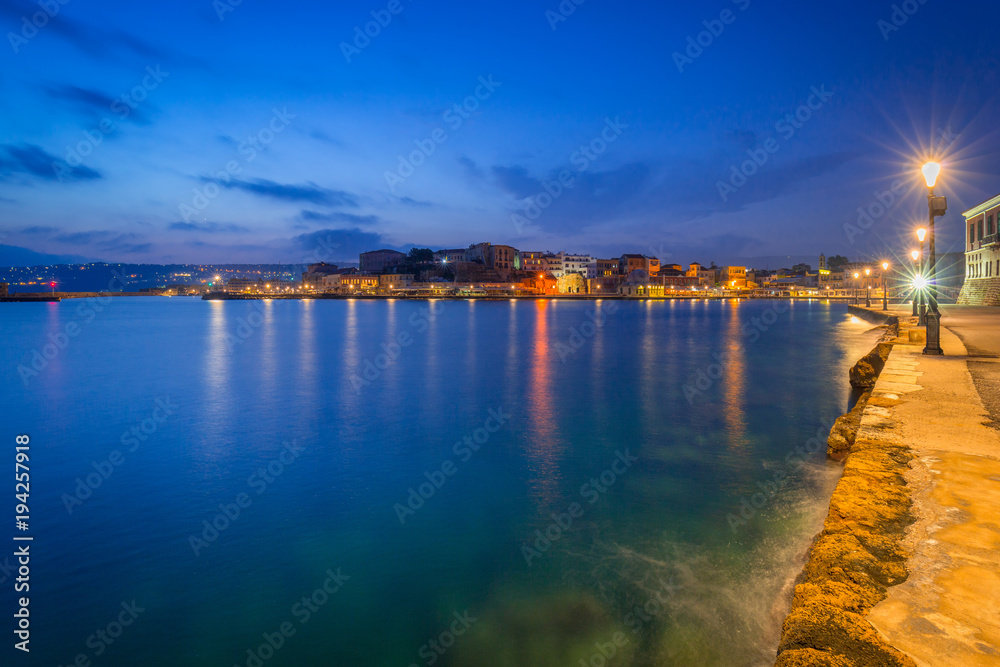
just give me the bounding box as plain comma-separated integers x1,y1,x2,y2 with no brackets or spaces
957,277,1000,305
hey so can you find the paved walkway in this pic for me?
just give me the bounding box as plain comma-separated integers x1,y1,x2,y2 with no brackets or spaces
858,306,1000,666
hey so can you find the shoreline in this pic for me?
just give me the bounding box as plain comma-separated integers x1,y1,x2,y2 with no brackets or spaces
774,307,917,667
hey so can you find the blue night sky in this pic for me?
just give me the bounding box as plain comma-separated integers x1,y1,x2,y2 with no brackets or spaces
1,0,999,266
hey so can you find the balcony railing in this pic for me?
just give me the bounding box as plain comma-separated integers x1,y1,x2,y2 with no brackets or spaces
982,233,999,247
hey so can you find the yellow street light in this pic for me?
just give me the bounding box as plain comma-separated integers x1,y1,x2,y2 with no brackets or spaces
882,262,889,271
922,162,941,188
917,228,927,243
911,250,919,261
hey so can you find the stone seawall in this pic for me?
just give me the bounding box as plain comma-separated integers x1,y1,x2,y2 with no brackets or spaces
774,336,916,666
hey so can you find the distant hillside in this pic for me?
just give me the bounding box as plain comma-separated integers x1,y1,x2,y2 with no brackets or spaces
0,244,95,268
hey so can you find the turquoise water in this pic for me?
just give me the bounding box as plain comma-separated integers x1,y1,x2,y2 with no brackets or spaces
0,298,879,666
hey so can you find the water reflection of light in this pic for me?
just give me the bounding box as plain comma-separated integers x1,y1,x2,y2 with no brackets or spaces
525,299,561,509
258,300,276,390
297,299,317,413
723,301,748,449
204,301,232,425
339,299,359,407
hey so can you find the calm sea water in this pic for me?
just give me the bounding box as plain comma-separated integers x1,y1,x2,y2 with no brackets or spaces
0,297,879,667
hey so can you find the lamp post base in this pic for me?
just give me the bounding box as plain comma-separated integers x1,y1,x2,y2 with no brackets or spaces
923,309,944,355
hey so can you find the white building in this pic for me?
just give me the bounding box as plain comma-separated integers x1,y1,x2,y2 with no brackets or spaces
559,252,594,276
960,194,1000,304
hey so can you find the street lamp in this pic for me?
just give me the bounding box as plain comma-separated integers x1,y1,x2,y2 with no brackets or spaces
865,268,872,307
911,250,920,316
916,227,927,325
921,162,946,354
853,272,860,304
881,262,889,310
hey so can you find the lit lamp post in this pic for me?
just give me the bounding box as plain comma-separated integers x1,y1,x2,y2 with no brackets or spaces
881,261,889,310
921,162,946,355
911,250,920,317
916,227,927,325
865,267,872,307
853,272,860,304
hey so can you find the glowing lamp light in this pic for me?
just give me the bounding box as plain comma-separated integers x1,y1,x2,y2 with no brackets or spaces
865,268,871,276
911,250,920,261
922,162,941,188
882,262,889,271
912,276,928,289
854,272,859,279
917,228,927,243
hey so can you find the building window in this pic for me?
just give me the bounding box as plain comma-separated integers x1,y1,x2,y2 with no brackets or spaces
971,224,976,246
979,220,985,242
990,214,996,236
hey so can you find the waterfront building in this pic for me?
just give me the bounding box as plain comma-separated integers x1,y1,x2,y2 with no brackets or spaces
0,283,7,297
542,253,564,277
559,253,594,276
719,266,747,288
654,274,699,289
687,263,716,286
587,259,620,279
466,242,491,265
520,251,545,273
619,254,660,277
302,262,340,289
340,275,380,292
379,274,415,291
360,249,406,274
557,273,587,294
434,248,468,264
489,245,520,277
959,194,1000,304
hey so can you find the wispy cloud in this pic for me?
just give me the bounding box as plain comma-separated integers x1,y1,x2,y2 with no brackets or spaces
41,83,152,124
169,221,249,233
202,177,360,207
0,144,101,182
19,226,60,235
298,210,379,225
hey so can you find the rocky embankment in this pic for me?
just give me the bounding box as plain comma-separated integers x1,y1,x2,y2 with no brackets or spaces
775,316,916,667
